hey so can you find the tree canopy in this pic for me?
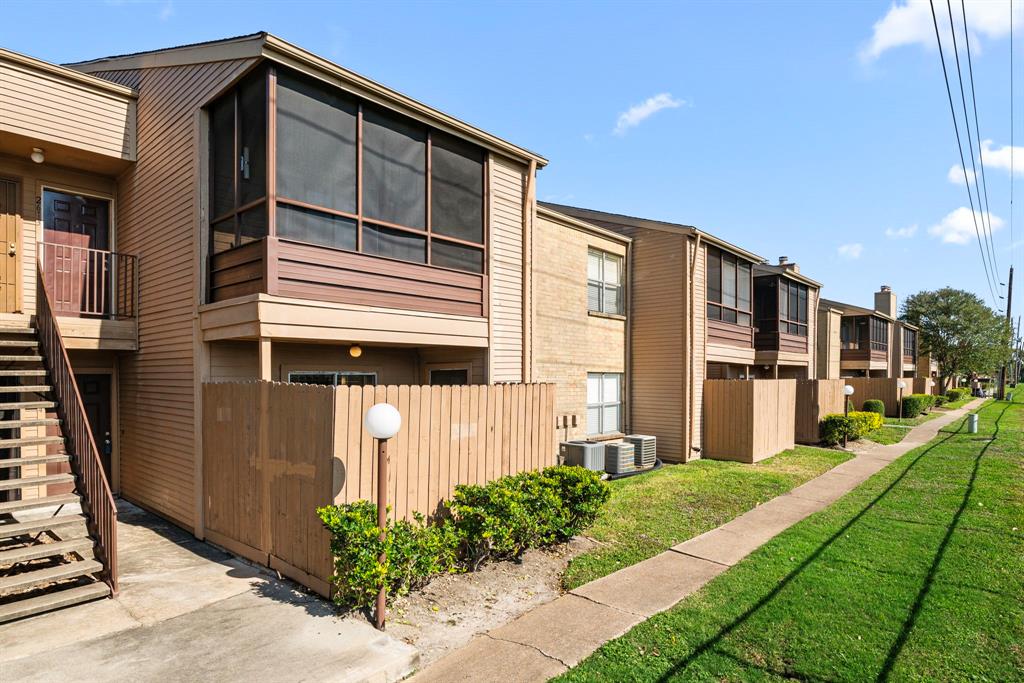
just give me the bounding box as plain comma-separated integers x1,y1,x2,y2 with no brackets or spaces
901,288,1011,390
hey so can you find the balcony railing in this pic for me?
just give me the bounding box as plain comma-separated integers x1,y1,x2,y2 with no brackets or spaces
39,243,138,319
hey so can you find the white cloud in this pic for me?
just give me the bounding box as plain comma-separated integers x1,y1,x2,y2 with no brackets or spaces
837,243,864,259
158,0,174,20
613,93,684,135
860,0,1022,63
885,224,918,239
582,133,594,143
947,164,976,185
980,139,1024,175
927,206,1004,244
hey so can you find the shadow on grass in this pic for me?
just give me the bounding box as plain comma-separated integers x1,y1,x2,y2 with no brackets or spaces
655,404,1003,683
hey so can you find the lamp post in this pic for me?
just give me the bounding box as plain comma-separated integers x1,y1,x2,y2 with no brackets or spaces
364,402,402,631
896,379,907,425
843,384,855,448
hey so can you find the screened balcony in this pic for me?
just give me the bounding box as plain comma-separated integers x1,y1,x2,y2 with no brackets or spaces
207,64,487,318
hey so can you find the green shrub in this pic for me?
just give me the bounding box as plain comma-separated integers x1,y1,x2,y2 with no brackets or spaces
946,387,971,402
848,410,883,438
447,466,609,570
933,394,947,407
316,501,459,610
820,413,854,446
862,399,885,416
901,393,935,418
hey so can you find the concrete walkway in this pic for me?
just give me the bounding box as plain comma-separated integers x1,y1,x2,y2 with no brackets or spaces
0,501,418,683
410,399,985,682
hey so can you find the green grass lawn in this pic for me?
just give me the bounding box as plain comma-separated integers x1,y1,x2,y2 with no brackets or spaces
557,397,1023,682
864,424,911,445
562,446,852,590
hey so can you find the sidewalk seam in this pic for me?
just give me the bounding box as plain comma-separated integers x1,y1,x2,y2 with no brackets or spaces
483,633,571,669
567,590,646,618
667,548,733,567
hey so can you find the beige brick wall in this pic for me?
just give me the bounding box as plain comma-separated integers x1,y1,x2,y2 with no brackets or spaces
533,212,627,442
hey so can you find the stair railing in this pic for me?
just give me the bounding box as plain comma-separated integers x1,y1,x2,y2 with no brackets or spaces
35,261,118,594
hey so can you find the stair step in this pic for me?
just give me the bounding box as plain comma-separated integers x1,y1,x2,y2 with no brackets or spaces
0,454,69,469
0,339,38,348
0,355,43,362
0,385,50,394
0,400,55,411
0,493,80,514
0,435,64,448
0,417,60,429
0,369,46,377
0,473,75,493
0,558,102,597
0,328,36,335
0,513,86,539
0,537,94,565
0,581,109,624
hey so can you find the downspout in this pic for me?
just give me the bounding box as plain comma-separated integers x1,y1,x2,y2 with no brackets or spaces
687,232,702,463
625,239,633,434
521,159,536,383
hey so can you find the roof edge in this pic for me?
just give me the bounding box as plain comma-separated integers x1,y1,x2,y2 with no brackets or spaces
537,205,631,244
1,47,137,98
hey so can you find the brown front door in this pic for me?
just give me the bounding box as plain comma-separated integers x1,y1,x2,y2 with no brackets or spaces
42,189,112,317
76,373,113,483
0,179,20,313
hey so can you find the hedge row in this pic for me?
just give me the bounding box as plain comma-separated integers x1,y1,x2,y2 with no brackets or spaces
317,465,610,609
946,387,971,402
820,410,884,446
901,393,936,418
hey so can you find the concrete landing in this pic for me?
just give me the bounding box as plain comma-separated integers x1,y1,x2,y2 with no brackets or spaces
409,399,984,682
0,501,418,683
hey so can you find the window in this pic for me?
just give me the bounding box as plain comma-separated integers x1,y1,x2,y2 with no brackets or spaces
870,317,889,351
287,371,377,386
429,368,469,386
587,249,624,315
706,246,752,326
778,279,809,336
586,373,622,435
903,328,917,358
209,67,268,254
840,317,858,349
208,65,488,274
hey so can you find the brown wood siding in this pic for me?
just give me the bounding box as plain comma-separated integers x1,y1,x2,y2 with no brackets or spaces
209,239,264,301
841,348,888,364
755,331,808,353
708,319,754,348
489,155,525,382
94,59,257,528
0,57,135,161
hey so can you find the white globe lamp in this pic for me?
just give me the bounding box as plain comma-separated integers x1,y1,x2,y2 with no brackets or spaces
365,402,401,440
364,402,402,632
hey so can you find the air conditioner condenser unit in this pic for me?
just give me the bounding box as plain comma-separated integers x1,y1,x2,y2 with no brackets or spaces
625,435,656,469
604,442,635,475
559,441,605,471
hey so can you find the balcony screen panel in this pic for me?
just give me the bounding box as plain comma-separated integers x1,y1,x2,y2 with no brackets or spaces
238,205,267,245
707,248,721,303
737,262,751,312
277,203,356,250
431,239,483,273
430,131,484,244
362,107,426,229
276,72,357,214
237,70,267,205
212,218,235,255
363,223,426,264
798,285,808,323
722,255,736,308
210,96,235,220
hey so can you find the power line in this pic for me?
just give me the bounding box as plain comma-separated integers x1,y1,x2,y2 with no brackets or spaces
928,0,1000,305
958,0,1002,282
946,0,1002,290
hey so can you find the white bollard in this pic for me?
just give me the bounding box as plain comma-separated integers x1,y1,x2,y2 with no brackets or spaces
967,414,979,434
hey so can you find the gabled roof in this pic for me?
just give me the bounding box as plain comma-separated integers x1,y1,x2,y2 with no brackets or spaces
536,205,630,245
540,202,765,264
752,262,822,289
65,32,547,168
819,297,895,322
1,47,136,98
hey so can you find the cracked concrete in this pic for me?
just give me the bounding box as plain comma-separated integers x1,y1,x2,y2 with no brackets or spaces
409,400,984,682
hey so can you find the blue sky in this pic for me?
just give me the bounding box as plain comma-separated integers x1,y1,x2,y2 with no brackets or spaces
2,0,1021,315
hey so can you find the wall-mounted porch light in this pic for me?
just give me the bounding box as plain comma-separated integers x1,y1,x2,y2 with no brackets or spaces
349,344,362,358
30,148,45,164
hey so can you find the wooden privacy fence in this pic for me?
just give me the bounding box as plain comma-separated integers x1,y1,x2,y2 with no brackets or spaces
202,381,557,596
795,379,846,444
703,380,796,463
843,377,932,417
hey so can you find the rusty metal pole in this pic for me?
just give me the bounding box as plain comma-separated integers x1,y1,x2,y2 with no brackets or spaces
375,437,388,630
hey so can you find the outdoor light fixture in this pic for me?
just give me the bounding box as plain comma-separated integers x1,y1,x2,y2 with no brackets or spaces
364,402,402,630
843,385,855,448
349,344,362,358
897,379,907,425
30,148,45,164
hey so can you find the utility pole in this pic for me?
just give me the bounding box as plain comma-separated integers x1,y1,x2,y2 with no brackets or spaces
998,266,1014,399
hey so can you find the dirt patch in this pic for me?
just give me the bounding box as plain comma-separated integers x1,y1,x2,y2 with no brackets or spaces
386,536,597,666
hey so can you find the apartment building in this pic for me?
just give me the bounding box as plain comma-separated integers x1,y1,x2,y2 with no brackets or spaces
817,285,917,379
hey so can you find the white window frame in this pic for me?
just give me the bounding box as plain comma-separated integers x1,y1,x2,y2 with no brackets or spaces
587,372,623,435
587,249,624,315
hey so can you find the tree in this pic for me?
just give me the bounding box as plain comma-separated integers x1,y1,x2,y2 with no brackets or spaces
901,288,1012,392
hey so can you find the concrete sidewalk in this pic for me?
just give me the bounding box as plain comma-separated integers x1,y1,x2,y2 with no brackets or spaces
410,399,985,682
0,501,418,683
